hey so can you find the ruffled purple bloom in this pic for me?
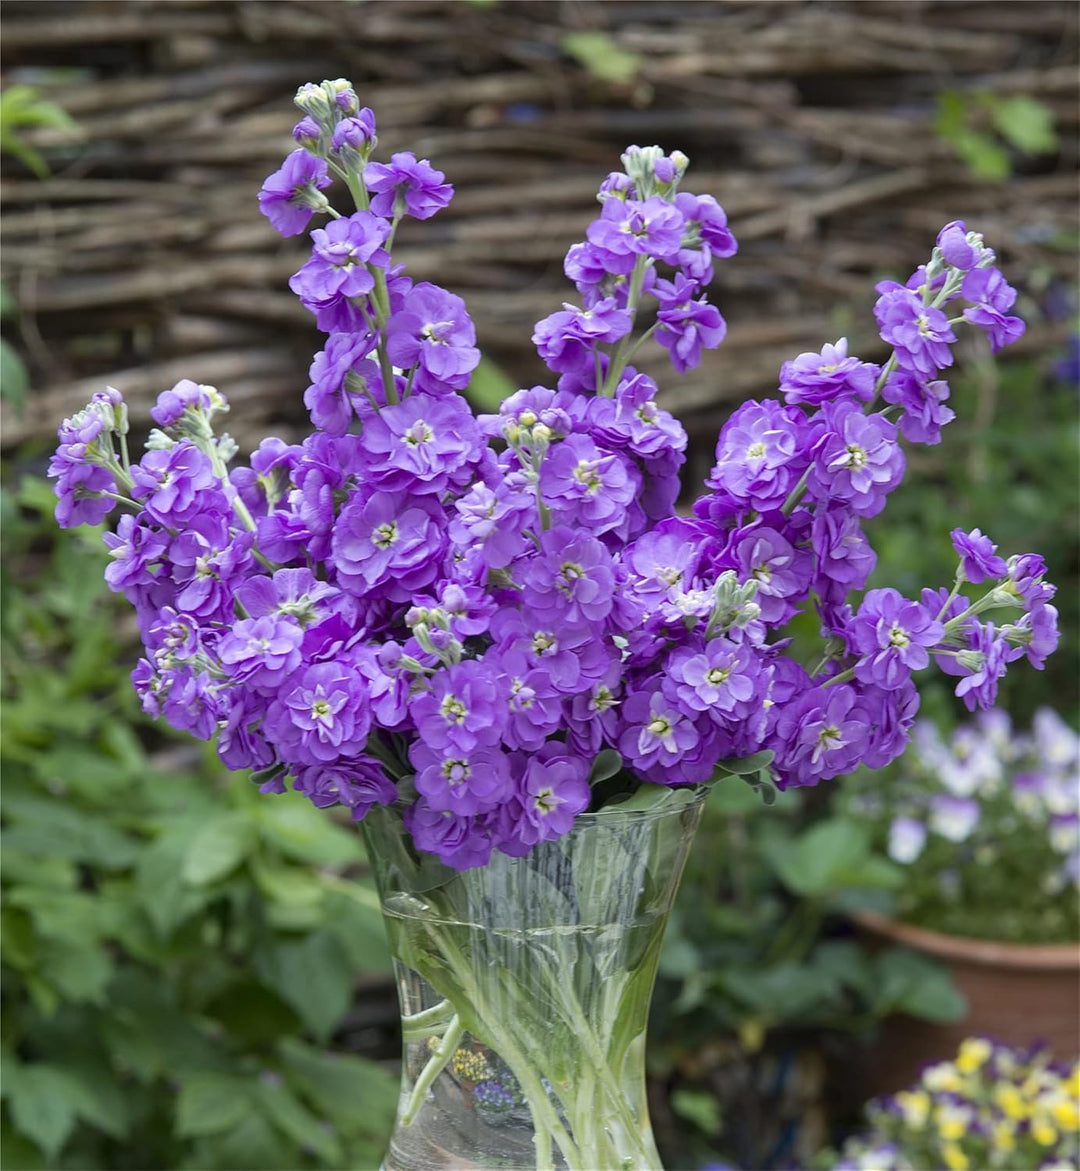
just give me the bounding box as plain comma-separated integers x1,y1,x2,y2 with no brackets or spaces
258,149,331,237
409,658,509,755
532,298,632,374
961,267,1025,352
586,196,686,272
618,685,701,772
218,614,305,691
506,745,590,847
951,527,1007,584
810,402,905,518
150,379,215,428
771,683,870,787
652,273,727,373
517,527,618,632
385,282,480,394
874,282,956,379
130,443,220,527
881,371,955,445
954,621,1010,712
731,523,813,624
811,505,877,601
779,338,878,407
410,741,512,815
540,435,639,537
936,220,983,270
304,333,379,436
289,211,391,309
363,152,453,220
707,399,809,513
404,801,493,870
851,588,945,690
265,660,372,766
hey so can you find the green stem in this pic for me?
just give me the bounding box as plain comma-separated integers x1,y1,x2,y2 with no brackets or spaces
820,667,855,688
602,255,652,396
400,1014,464,1126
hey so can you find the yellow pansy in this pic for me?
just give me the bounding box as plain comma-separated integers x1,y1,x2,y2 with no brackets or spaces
1065,1064,1080,1100
991,1121,1016,1152
1031,1118,1059,1147
941,1141,969,1171
935,1102,969,1142
1050,1096,1078,1132
895,1089,930,1129
923,1062,964,1094
995,1083,1030,1121
956,1038,992,1075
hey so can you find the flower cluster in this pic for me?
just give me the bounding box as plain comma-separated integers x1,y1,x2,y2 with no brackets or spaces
828,1039,1080,1171
839,708,1079,944
50,78,1058,869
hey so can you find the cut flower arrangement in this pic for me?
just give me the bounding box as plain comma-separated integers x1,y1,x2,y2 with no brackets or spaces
50,78,1060,1171
841,708,1079,945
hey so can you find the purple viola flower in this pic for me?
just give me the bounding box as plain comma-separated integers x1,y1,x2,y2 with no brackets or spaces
409,658,509,755
874,281,956,379
517,526,618,632
731,522,814,625
385,282,480,394
258,149,332,237
532,297,632,375
289,211,391,307
880,370,956,446
150,379,215,428
951,527,1007,584
586,196,686,272
404,800,492,870
265,660,372,766
652,273,727,373
304,332,380,436
888,815,928,864
539,434,639,537
929,794,981,842
809,402,904,518
850,588,945,690
961,267,1025,352
410,741,513,816
330,490,445,601
779,338,879,407
363,152,453,220
358,392,482,495
218,614,305,691
130,442,221,527
706,399,809,513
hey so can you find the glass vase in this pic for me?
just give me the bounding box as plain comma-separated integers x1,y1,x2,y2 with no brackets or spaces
361,790,706,1171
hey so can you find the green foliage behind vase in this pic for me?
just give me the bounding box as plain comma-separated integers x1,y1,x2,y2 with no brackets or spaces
0,477,396,1170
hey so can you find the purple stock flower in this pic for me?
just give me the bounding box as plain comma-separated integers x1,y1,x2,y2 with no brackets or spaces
665,635,762,721
410,658,508,755
936,220,985,270
540,435,639,536
331,109,377,153
1005,602,1060,671
731,523,813,624
771,683,870,788
293,756,396,820
810,402,904,518
618,685,701,772
218,614,305,691
363,152,453,220
707,399,809,513
385,282,480,394
53,462,117,529
509,745,590,846
851,588,945,690
130,442,220,526
404,801,493,870
150,379,215,427
881,371,955,445
811,506,877,600
954,621,1010,712
586,196,686,272
265,660,372,766
779,339,878,407
951,527,1007,583
532,298,632,374
305,333,379,436
518,527,618,631
410,741,512,815
874,281,956,379
258,150,332,237
653,273,727,373
961,267,1025,352
449,479,533,569
289,211,391,308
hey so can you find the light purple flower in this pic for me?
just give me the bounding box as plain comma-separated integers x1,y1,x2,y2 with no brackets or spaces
586,196,686,272
874,281,956,379
130,442,220,526
218,614,305,691
707,399,809,513
517,526,618,632
540,434,639,537
954,621,1010,712
304,333,379,436
410,741,512,815
363,152,453,220
385,282,480,394
731,524,814,625
532,297,632,374
265,660,372,766
851,588,945,690
618,685,701,771
961,267,1024,352
888,815,927,863
653,273,727,373
289,211,391,306
810,402,904,518
404,801,492,870
881,371,955,446
936,220,982,270
951,527,1007,584
258,149,331,237
929,794,980,842
409,658,509,755
779,338,878,407
150,379,215,427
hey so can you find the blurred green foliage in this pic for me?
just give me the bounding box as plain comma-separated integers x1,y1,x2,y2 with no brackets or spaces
0,477,396,1170
934,91,1058,182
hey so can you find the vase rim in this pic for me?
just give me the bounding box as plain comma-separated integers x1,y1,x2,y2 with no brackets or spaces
577,784,710,825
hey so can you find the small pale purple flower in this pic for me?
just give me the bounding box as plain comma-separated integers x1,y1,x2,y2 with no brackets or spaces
881,371,956,446
130,442,220,526
258,149,332,237
874,281,956,379
961,267,1025,352
779,338,878,407
810,402,904,518
385,282,480,394
289,211,391,306
929,794,980,842
851,588,945,690
363,152,453,220
951,527,1007,584
532,298,632,374
410,742,512,815
586,196,686,272
150,379,215,428
888,815,928,863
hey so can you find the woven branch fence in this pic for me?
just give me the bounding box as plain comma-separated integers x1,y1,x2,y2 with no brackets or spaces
2,0,1076,471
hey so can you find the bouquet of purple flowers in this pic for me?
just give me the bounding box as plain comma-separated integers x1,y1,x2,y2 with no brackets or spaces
51,78,1058,873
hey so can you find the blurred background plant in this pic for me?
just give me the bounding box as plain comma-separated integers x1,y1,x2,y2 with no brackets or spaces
0,478,397,1169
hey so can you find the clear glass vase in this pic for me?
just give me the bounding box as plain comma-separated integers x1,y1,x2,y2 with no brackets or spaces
362,790,706,1171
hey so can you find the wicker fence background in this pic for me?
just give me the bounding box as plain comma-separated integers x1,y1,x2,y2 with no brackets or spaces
2,0,1076,469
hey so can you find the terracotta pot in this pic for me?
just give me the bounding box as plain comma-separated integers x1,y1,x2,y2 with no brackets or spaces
852,910,1080,1095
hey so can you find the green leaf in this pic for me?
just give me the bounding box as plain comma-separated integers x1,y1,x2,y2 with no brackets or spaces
716,963,839,1020
990,95,1057,155
182,812,255,886
670,1088,721,1136
255,1077,343,1164
713,750,774,776
256,792,364,869
254,931,355,1041
765,818,871,898
562,31,642,85
136,825,211,936
706,777,764,814
6,1064,80,1159
1,794,139,868
810,939,874,999
175,1072,252,1138
873,946,967,1023
278,1037,398,1134
0,338,29,410
587,748,624,785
